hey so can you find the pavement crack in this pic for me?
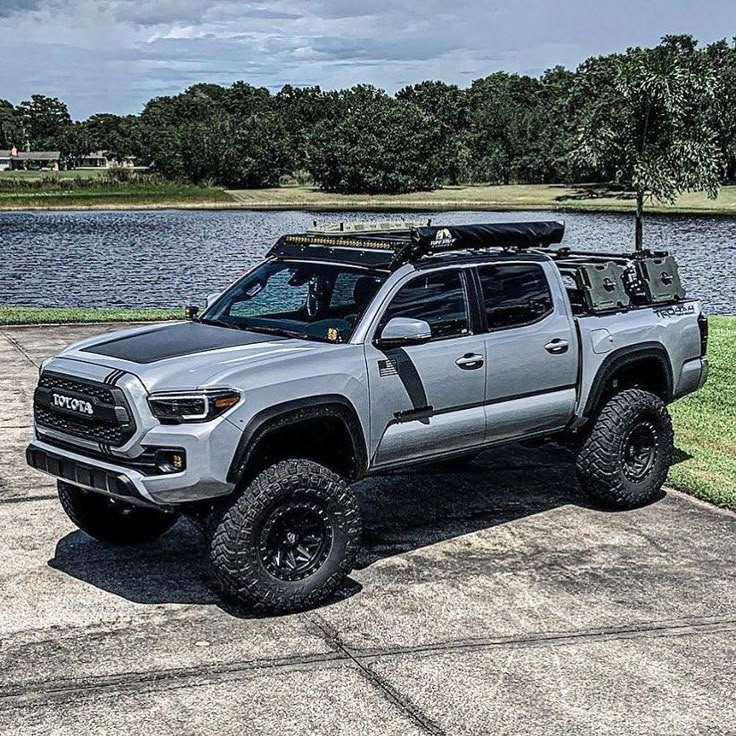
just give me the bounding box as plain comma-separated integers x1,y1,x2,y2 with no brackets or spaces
0,331,39,368
305,611,448,736
353,616,736,661
0,651,346,710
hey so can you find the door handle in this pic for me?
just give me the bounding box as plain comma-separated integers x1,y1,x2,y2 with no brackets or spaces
544,339,569,354
456,353,484,369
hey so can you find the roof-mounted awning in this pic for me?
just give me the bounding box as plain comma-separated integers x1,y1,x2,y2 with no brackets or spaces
268,220,566,270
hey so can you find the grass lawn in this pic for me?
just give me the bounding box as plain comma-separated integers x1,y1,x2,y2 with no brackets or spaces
0,171,233,209
0,307,732,510
669,316,735,510
0,168,108,180
227,183,736,216
3,179,736,214
0,306,183,325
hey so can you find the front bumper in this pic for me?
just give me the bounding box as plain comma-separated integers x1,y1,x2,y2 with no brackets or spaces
27,443,154,507
27,419,240,506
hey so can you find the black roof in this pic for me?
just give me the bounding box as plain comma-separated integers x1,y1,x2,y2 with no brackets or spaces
268,221,565,271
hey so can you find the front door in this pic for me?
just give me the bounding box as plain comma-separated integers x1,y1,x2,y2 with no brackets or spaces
476,262,578,442
365,268,487,466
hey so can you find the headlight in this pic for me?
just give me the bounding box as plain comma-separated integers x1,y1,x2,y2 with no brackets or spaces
148,388,241,423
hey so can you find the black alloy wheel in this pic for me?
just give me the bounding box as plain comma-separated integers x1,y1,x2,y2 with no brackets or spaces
622,419,658,482
260,501,334,582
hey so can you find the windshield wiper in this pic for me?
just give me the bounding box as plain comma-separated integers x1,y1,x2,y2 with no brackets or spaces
198,317,240,330
243,325,308,340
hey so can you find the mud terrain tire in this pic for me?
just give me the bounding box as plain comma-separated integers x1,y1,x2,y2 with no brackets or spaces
576,389,673,510
210,459,361,612
58,481,178,544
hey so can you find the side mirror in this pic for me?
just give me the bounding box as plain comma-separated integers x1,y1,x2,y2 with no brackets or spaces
184,305,199,320
377,317,432,347
205,292,220,308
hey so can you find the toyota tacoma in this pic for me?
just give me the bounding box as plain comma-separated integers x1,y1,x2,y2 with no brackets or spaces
26,220,709,612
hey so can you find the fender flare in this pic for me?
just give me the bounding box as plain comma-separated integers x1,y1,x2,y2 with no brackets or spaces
582,341,673,418
226,395,368,483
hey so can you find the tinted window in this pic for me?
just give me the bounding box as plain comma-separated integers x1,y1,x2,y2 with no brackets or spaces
477,264,553,329
382,270,470,340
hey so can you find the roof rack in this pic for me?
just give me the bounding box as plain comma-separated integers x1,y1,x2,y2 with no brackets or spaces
269,220,566,270
308,219,432,235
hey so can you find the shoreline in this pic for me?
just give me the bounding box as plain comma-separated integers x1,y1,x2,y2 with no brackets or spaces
3,201,736,217
3,183,736,217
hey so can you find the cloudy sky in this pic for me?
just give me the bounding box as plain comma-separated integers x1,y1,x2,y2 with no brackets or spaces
1,0,735,119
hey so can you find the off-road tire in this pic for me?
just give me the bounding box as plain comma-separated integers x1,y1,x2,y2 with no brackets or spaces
209,459,361,613
576,389,673,510
58,481,178,544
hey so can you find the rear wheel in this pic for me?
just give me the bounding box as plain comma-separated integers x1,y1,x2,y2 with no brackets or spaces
209,459,361,612
576,389,673,509
58,481,178,544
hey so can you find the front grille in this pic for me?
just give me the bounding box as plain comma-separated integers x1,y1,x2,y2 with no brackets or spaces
38,373,115,403
34,371,136,448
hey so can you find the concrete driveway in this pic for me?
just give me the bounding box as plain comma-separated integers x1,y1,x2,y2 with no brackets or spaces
1,324,734,736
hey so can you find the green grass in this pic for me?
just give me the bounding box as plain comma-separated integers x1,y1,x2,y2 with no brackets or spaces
0,173,233,209
0,168,108,180
669,316,736,510
4,179,736,213
0,306,183,325
226,183,736,215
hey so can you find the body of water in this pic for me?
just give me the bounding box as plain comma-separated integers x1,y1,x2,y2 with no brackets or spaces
1,209,734,313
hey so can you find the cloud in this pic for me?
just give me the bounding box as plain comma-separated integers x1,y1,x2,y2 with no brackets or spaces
1,0,736,118
0,0,50,16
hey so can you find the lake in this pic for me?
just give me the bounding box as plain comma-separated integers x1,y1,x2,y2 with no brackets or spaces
1,209,734,313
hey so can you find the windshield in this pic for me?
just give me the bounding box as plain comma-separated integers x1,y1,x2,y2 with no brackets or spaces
202,261,387,342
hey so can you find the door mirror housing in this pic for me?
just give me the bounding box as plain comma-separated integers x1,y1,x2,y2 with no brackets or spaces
377,317,432,347
205,291,220,308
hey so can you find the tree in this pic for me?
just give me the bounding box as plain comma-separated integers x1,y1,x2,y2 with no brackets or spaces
572,37,722,250
274,85,336,173
397,81,469,183
0,100,20,148
16,94,72,150
140,83,290,187
704,39,736,180
466,72,558,185
308,85,455,194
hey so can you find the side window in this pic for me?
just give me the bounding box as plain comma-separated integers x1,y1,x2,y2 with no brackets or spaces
381,270,470,340
477,264,553,330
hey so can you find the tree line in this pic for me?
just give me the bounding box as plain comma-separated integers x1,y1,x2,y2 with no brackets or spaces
0,34,732,207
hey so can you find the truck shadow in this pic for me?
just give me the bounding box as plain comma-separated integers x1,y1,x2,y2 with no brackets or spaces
48,443,597,616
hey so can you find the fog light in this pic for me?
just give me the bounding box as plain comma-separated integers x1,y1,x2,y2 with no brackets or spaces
155,450,186,474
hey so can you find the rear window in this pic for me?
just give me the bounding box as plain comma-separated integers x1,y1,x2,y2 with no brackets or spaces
477,264,553,330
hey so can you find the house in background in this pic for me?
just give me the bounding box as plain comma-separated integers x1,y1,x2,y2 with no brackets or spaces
77,150,136,168
14,151,61,170
1,148,61,171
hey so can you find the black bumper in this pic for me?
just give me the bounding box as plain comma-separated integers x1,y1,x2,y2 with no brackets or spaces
26,444,145,504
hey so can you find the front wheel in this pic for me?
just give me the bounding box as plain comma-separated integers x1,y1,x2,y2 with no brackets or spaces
58,481,179,544
209,459,362,613
575,389,673,510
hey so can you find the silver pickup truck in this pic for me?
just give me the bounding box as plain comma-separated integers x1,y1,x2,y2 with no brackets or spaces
26,221,708,612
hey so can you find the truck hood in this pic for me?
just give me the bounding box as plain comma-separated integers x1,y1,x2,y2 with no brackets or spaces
55,321,343,392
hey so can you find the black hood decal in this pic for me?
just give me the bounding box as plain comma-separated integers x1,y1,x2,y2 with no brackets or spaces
82,322,285,364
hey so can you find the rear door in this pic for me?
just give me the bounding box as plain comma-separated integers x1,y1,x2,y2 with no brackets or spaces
475,261,577,442
365,268,487,466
